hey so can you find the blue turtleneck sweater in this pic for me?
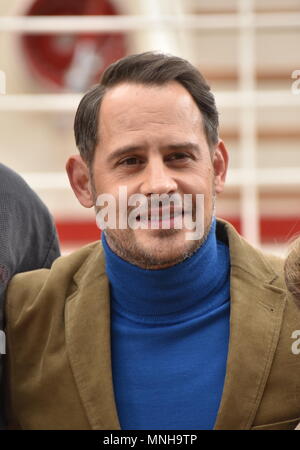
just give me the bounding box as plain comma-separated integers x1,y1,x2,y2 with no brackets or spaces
102,218,231,430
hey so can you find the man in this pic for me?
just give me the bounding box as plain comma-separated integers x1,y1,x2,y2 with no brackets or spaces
4,52,300,430
0,164,60,427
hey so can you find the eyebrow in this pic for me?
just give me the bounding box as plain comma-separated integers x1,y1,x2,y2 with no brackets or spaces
106,142,201,164
106,146,145,164
165,142,201,153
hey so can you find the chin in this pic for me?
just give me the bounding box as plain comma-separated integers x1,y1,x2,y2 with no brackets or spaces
104,227,206,269
137,229,186,248
135,234,200,264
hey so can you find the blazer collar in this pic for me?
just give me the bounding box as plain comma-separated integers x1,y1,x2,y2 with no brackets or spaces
65,244,121,430
64,220,286,430
214,220,287,429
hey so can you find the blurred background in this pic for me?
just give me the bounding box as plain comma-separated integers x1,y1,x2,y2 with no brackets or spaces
0,0,299,255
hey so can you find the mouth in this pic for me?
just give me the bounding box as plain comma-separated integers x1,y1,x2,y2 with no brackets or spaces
136,208,186,228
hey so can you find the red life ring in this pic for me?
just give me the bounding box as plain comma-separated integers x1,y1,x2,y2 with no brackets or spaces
21,0,126,90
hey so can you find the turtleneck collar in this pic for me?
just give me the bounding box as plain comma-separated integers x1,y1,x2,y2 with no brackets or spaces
101,217,230,320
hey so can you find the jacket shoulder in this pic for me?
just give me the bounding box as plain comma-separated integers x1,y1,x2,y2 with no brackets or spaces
217,218,285,285
5,241,102,323
219,218,300,327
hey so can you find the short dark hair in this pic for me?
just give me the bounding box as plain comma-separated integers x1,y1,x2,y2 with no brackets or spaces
74,52,219,167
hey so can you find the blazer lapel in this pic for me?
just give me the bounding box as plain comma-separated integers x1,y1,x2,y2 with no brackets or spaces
214,221,287,429
65,244,120,430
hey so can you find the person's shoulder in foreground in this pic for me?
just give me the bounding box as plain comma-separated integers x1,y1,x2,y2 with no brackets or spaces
4,219,300,430
0,163,60,274
0,164,60,424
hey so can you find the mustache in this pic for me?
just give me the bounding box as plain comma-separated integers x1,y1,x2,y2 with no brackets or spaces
95,192,201,220
95,191,206,240
125,203,194,219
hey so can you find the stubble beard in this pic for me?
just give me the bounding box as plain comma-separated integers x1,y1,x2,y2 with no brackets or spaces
91,173,216,270
103,223,212,270
102,195,216,270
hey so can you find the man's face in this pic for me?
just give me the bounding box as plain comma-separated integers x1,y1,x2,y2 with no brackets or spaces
89,81,227,269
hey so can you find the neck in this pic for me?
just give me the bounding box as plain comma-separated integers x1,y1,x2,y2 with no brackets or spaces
101,217,230,320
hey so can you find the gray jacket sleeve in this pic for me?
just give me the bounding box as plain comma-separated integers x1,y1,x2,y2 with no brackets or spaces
0,164,60,427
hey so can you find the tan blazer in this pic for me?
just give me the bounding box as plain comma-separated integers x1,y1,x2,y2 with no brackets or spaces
3,220,300,430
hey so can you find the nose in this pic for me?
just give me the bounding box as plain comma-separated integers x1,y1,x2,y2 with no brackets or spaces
140,158,178,196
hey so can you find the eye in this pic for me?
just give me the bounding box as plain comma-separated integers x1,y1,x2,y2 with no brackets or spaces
119,157,143,166
167,152,190,161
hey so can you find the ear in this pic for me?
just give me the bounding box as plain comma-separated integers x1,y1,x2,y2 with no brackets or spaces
66,155,94,208
212,140,229,194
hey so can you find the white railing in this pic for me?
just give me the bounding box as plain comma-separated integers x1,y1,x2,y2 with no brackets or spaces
0,14,299,33
0,8,299,245
0,90,299,111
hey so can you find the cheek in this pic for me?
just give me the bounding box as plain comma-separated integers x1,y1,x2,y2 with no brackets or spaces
93,170,113,195
184,170,214,196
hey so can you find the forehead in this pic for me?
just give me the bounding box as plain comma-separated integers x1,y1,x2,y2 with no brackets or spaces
98,81,204,136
